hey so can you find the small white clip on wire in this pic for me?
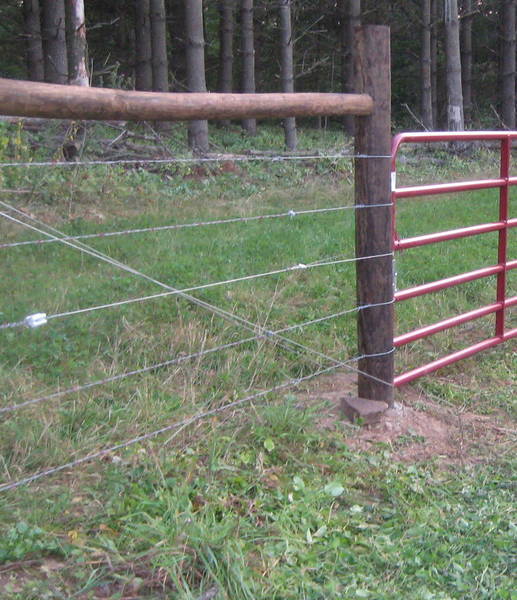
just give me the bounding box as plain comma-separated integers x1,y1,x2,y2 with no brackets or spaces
24,313,48,328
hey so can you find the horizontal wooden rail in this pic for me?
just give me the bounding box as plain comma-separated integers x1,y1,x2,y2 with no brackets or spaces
0,78,373,122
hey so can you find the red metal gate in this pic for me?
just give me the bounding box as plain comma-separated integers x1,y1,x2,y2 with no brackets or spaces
391,131,517,386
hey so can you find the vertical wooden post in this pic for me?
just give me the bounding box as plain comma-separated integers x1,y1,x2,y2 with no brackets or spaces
354,26,394,405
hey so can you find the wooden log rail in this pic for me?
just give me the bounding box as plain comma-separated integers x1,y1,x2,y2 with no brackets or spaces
0,77,373,122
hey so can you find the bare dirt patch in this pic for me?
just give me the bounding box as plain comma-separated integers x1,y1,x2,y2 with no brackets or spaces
300,371,516,465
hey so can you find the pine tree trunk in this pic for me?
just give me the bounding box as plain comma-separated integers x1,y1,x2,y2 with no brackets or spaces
461,0,473,125
23,0,44,82
338,0,346,92
185,0,209,154
421,0,434,129
344,0,361,135
240,0,257,135
431,0,439,126
41,0,68,84
134,0,153,91
279,0,297,150
218,0,235,126
500,0,516,129
150,0,169,93
218,0,234,93
167,0,186,90
117,6,134,74
444,0,464,131
68,0,89,86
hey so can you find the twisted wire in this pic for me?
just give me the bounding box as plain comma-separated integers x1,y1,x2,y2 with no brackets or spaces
0,201,394,389
0,351,394,493
0,203,392,250
0,152,391,169
0,253,392,330
0,299,394,415
0,201,393,387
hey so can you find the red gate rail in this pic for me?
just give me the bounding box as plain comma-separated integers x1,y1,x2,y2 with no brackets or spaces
391,131,517,387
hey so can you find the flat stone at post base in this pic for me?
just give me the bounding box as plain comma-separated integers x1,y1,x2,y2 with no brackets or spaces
341,394,389,425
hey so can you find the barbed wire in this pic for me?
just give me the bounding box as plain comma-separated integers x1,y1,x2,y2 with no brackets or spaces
0,200,394,389
0,252,392,331
0,299,394,415
0,152,391,169
0,350,394,493
0,203,393,250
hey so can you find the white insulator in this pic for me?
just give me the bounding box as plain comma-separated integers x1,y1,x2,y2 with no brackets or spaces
24,313,48,328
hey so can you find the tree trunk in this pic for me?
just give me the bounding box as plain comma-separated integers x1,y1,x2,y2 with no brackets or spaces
279,0,297,150
185,0,209,153
134,0,153,91
344,0,361,135
68,0,89,86
167,0,186,90
338,0,347,93
421,0,434,129
240,0,257,135
431,0,439,126
150,0,169,93
117,6,135,77
444,0,464,131
41,0,68,84
218,0,235,126
461,0,473,125
218,0,234,93
500,0,516,129
23,0,44,82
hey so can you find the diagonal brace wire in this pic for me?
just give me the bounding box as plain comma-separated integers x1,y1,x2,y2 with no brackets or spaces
0,299,394,415
0,200,395,389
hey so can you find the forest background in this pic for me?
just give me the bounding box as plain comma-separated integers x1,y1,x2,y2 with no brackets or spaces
0,0,515,151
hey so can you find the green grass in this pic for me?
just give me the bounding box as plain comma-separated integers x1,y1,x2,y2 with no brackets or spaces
0,122,515,598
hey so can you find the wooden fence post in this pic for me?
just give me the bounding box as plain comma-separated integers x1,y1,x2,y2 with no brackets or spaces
354,26,394,405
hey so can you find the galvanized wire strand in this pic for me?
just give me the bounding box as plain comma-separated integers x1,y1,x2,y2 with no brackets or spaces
0,253,392,330
0,152,392,169
0,200,394,388
0,203,392,250
0,319,26,330
0,298,394,416
0,209,155,280
274,299,395,335
0,350,392,493
0,337,257,414
0,201,394,390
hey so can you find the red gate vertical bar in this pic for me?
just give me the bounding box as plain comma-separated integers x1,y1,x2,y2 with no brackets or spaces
354,26,394,405
496,136,510,337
